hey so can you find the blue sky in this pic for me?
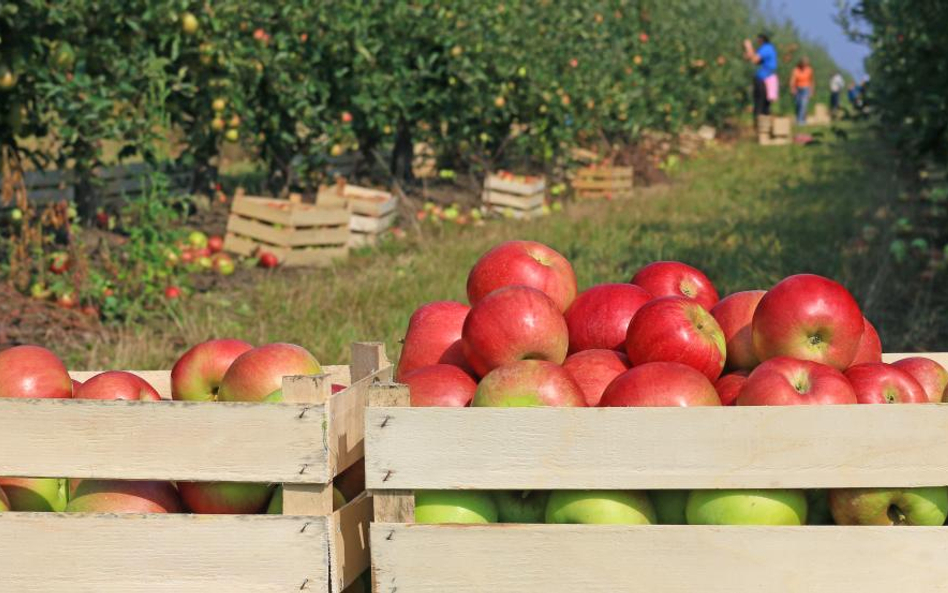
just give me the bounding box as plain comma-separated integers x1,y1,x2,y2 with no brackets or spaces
766,0,870,79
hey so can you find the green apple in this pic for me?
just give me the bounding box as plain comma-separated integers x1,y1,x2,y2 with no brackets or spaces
493,490,549,523
829,486,948,526
545,490,656,525
415,490,497,524
806,489,833,525
0,478,68,511
0,488,9,511
267,484,347,514
686,489,807,525
650,490,689,524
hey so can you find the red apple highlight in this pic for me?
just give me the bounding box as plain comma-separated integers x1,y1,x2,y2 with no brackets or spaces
630,261,720,310
462,286,569,377
218,343,321,402
714,370,749,406
403,364,477,407
0,345,72,399
564,283,652,352
599,362,721,407
625,296,726,382
845,363,929,404
466,240,577,312
396,301,474,380
737,357,857,405
710,290,766,371
171,338,254,401
471,360,585,407
751,274,864,370
65,480,183,513
562,349,631,406
850,317,883,365
892,357,948,403
73,371,162,401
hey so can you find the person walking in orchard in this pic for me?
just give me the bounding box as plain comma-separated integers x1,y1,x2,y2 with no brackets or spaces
744,33,778,117
789,57,814,125
830,72,845,116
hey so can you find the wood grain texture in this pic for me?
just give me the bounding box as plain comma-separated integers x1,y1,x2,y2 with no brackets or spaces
0,513,328,593
0,398,329,483
330,492,373,591
367,384,414,527
370,523,948,593
366,404,948,490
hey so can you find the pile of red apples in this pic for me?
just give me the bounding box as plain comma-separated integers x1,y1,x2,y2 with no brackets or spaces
397,240,948,527
0,340,353,515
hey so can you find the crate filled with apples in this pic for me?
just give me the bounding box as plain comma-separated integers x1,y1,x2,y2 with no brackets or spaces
482,171,547,219
366,240,948,593
0,340,391,592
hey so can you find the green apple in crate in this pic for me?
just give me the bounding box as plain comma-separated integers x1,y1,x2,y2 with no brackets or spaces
686,489,807,525
650,490,690,524
0,488,9,512
0,478,68,512
494,491,550,523
545,490,656,525
415,491,498,524
829,487,948,526
66,480,184,513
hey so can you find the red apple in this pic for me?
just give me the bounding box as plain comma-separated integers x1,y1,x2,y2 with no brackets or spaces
562,349,631,406
751,274,864,370
625,296,726,382
0,487,9,511
73,371,162,401
403,364,478,407
850,317,882,365
714,370,749,406
258,251,279,268
845,363,928,404
165,286,182,299
0,345,72,399
564,283,652,352
466,240,577,312
892,357,948,403
599,362,721,407
710,290,766,371
630,261,720,310
396,301,474,380
737,357,857,405
171,338,254,401
471,360,585,407
177,481,274,514
218,343,321,402
462,286,569,377
207,235,225,253
0,478,67,511
71,379,82,394
65,480,183,513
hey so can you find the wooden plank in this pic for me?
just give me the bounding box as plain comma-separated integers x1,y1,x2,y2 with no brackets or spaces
291,206,350,228
285,225,350,247
366,404,948,490
484,175,546,196
23,169,74,186
69,370,172,399
482,190,545,210
231,196,293,226
0,398,329,483
1,513,328,593
572,179,634,190
282,245,348,267
370,523,948,593
367,384,414,524
27,187,75,202
283,375,335,516
350,212,396,233
223,233,260,256
330,492,373,591
226,215,293,247
348,196,397,218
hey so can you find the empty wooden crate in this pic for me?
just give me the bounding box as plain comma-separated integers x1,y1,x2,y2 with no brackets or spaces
571,165,634,200
0,342,391,592
224,190,349,266
344,184,398,247
482,172,546,219
758,116,792,146
367,352,948,593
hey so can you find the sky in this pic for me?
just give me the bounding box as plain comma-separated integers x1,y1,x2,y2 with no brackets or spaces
766,0,871,79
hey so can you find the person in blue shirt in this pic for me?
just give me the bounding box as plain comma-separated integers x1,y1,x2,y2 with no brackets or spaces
743,33,778,116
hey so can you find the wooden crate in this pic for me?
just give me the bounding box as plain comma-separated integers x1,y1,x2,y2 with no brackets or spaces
758,115,792,146
571,165,634,200
344,184,398,247
482,173,546,219
367,352,948,593
810,103,832,126
96,163,191,202
0,342,390,593
224,190,350,267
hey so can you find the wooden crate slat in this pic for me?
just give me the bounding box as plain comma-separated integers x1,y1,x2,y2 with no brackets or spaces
290,206,350,227
283,225,350,247
227,214,295,247
370,523,948,593
575,189,635,200
482,190,545,210
22,169,74,186
281,245,349,267
348,196,397,218
0,395,330,483
223,232,261,256
231,196,294,226
484,175,546,196
572,179,634,190
26,187,76,202
365,403,948,490
1,513,328,593
330,493,373,591
350,212,396,233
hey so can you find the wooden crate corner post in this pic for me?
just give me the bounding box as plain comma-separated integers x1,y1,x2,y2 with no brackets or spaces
282,374,335,516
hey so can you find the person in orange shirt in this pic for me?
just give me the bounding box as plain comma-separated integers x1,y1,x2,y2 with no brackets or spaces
789,57,814,125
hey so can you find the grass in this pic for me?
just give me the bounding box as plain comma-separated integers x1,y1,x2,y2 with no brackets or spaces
63,127,910,369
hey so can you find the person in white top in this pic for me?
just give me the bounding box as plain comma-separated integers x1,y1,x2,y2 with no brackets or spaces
830,73,845,114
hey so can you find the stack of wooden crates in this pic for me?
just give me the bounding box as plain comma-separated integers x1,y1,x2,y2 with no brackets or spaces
482,173,547,219
344,184,398,247
757,115,792,146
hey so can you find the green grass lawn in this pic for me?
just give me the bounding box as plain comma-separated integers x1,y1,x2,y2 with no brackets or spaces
64,127,911,369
